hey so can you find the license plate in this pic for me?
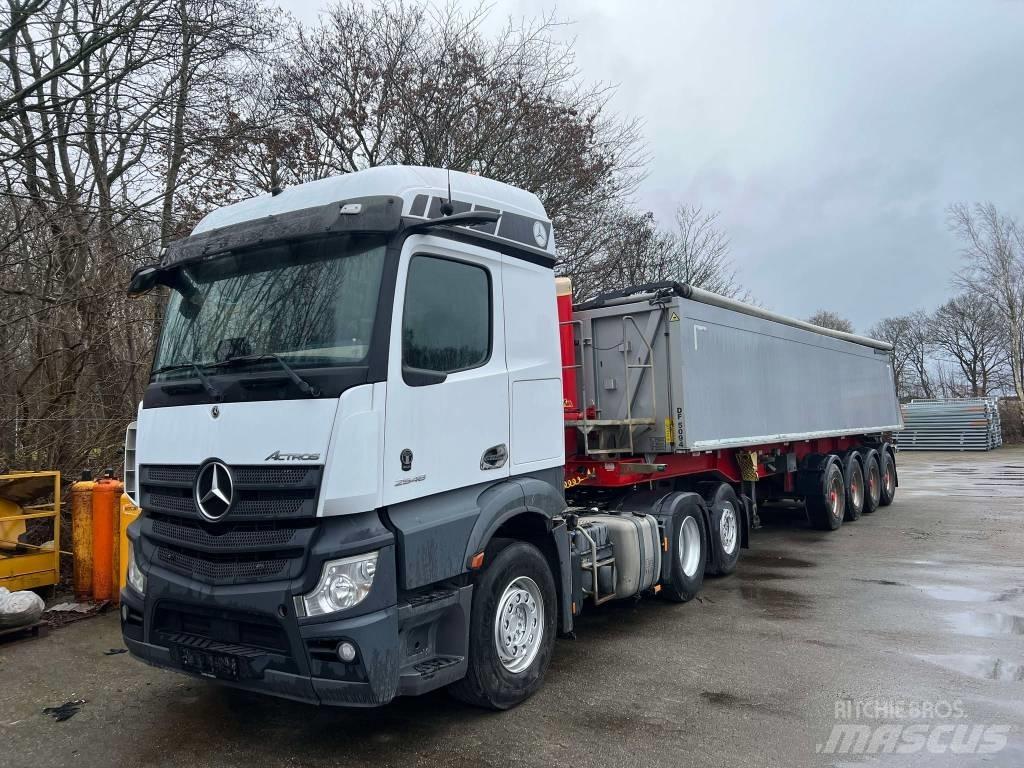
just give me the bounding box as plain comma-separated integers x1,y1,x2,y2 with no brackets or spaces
177,646,241,681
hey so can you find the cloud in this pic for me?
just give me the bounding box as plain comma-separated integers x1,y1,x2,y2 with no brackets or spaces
295,0,1024,330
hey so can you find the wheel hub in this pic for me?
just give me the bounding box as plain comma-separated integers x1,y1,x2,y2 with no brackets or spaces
494,576,543,673
679,516,702,577
829,473,845,519
719,503,738,555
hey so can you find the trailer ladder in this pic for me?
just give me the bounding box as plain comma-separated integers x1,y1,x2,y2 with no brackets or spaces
563,314,659,457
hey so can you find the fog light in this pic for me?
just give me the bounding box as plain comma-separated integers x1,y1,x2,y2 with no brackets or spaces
337,641,357,662
121,605,128,621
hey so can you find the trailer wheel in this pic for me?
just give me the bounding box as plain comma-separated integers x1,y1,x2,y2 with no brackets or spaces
860,449,881,514
805,456,845,531
840,452,865,522
879,449,897,507
695,482,741,577
448,541,557,710
659,498,708,602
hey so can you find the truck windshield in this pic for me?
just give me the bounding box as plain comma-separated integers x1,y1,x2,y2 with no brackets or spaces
152,235,387,379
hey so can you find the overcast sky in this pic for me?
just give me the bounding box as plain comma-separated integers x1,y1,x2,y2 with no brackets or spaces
294,1,1024,331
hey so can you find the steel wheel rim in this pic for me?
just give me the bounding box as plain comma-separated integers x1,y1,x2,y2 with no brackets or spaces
494,576,544,674
719,502,738,555
867,463,880,504
883,463,895,496
851,469,863,509
828,472,845,520
679,516,702,577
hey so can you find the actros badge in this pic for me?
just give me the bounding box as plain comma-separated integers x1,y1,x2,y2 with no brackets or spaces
265,450,320,461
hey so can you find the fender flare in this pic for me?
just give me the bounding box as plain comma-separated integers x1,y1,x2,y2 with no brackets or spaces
797,452,840,496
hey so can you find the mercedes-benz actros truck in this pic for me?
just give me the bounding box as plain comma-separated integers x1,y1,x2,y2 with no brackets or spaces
121,166,902,709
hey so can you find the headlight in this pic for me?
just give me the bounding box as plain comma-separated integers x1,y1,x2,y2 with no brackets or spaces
295,551,378,618
127,541,146,595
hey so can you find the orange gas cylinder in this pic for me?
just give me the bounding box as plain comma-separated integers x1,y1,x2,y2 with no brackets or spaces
91,470,123,602
71,471,96,600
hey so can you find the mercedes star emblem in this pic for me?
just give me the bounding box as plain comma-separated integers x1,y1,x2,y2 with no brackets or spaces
194,460,233,521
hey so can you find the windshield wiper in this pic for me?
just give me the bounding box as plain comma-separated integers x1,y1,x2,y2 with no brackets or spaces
151,361,223,400
212,354,321,397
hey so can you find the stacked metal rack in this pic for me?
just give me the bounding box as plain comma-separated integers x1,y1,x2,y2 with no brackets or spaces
896,398,1003,451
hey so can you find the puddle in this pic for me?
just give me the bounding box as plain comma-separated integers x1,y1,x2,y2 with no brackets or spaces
736,584,812,620
920,586,997,602
947,612,1024,637
741,552,814,569
917,654,1024,682
920,585,1024,603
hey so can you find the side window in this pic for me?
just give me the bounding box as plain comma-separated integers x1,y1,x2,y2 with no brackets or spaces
402,255,492,374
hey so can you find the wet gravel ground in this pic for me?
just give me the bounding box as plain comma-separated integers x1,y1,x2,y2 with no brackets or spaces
2,448,1023,768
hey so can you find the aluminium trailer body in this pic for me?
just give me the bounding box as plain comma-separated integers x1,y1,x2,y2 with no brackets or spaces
564,283,903,458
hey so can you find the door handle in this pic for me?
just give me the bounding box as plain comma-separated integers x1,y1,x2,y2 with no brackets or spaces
480,443,508,470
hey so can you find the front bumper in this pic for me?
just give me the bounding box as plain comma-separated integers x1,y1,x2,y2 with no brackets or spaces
121,548,402,707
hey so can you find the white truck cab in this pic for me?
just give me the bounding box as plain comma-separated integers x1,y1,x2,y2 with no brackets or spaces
122,167,570,708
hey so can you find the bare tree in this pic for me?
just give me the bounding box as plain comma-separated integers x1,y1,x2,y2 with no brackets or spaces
570,204,748,301
0,0,273,477
807,310,854,334
949,202,1024,417
669,205,746,299
869,314,934,400
211,0,645,271
930,291,1007,396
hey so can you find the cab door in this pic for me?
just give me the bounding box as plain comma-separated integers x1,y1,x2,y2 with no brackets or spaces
382,236,509,505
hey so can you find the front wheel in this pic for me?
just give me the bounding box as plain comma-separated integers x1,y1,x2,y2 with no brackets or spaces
448,541,557,710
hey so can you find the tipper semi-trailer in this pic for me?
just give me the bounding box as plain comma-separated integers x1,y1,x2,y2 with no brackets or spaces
121,166,903,709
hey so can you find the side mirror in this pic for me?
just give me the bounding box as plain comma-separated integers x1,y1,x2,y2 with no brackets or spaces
127,265,160,297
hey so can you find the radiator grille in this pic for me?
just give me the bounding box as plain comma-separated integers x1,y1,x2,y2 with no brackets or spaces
139,463,321,585
158,546,289,582
151,516,299,550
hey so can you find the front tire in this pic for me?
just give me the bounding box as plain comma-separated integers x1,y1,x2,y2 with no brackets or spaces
448,541,557,710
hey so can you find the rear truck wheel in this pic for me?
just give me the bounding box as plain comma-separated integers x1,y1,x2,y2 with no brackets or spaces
448,541,557,710
659,497,708,602
805,456,845,531
840,452,865,522
860,449,881,514
879,449,897,507
695,482,742,577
